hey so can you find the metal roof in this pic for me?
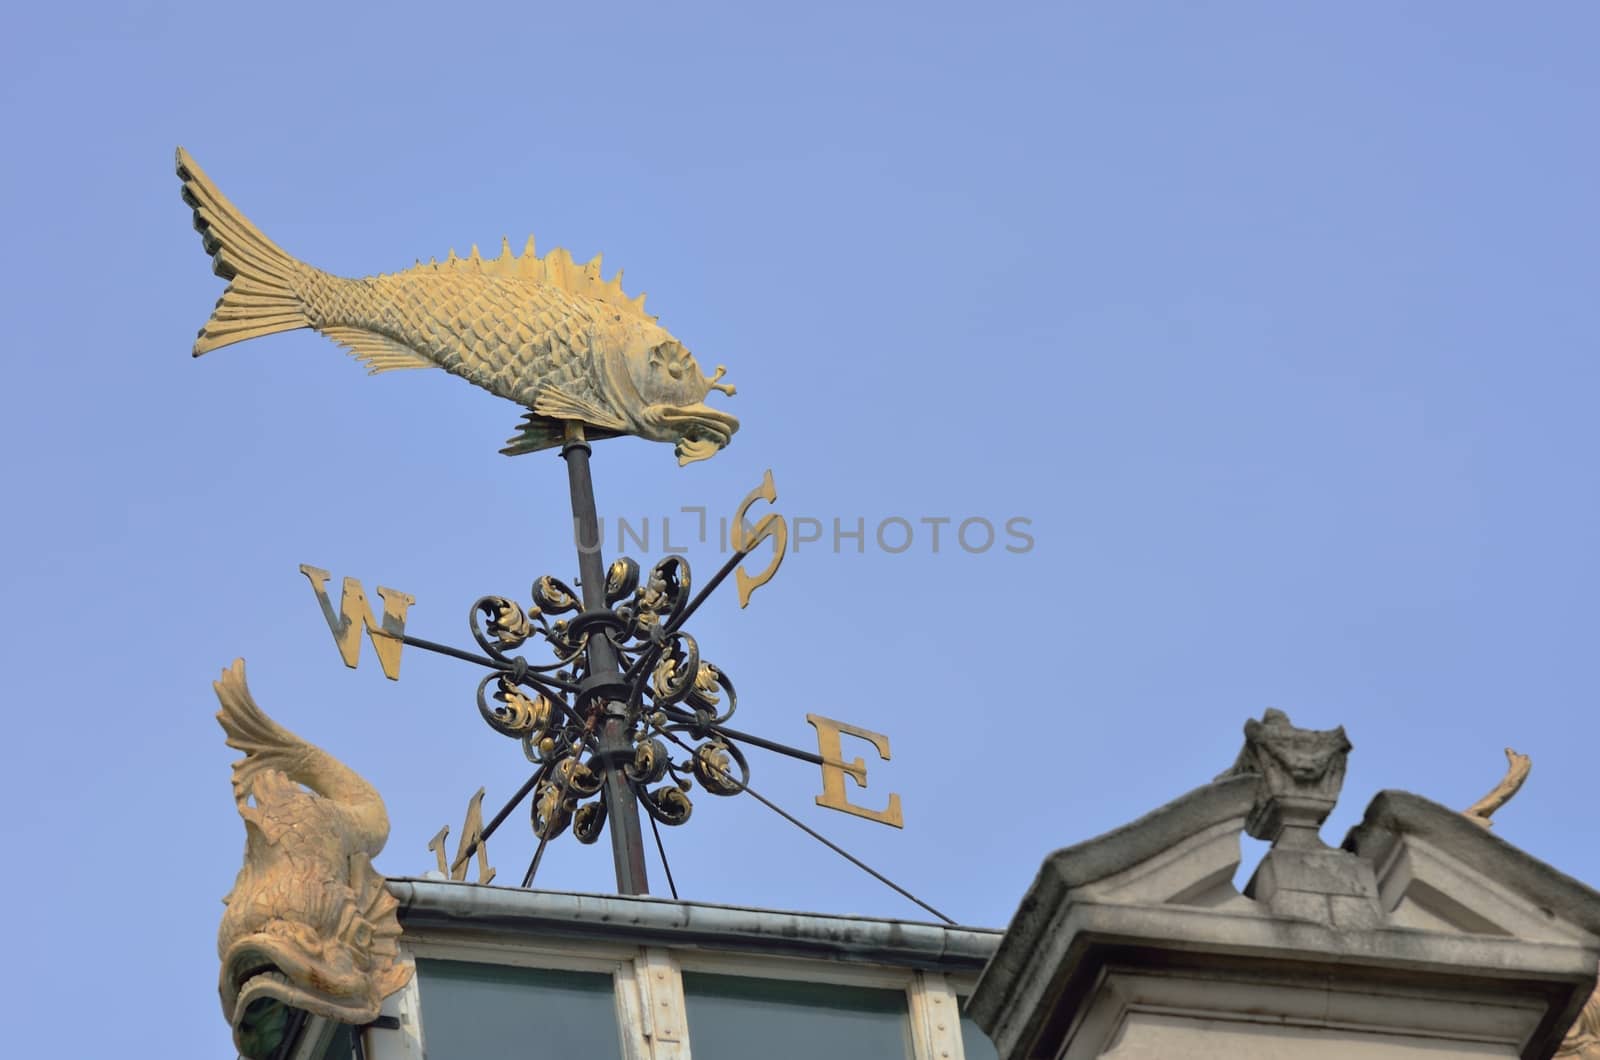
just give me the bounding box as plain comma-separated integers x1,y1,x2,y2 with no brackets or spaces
389,878,1002,972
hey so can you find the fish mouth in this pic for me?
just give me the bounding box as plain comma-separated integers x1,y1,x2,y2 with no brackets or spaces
229,969,296,1060
657,404,740,466
221,936,377,1058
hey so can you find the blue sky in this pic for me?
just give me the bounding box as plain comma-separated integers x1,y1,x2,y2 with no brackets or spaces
2,3,1598,1055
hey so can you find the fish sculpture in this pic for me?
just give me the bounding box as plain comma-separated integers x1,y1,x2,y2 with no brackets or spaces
1558,985,1600,1059
176,148,739,464
214,659,411,1059
1461,746,1532,828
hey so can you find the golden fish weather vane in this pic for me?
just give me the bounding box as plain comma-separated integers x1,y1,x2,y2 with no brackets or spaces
185,150,942,1055
176,147,738,464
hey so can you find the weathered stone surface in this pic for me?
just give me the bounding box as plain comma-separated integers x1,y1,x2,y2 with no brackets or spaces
1347,791,1600,938
971,711,1600,1060
1245,844,1384,926
1104,1012,1517,1059
1254,846,1377,897
1219,708,1351,846
1328,893,1387,931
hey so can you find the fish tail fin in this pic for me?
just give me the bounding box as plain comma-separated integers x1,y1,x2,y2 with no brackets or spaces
177,147,310,355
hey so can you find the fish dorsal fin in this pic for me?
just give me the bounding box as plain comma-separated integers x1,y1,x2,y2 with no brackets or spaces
433,233,657,324
322,326,436,374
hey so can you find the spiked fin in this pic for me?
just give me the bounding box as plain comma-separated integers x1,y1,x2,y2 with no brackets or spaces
177,148,312,355
423,232,659,324
321,326,436,375
500,412,566,456
501,410,622,456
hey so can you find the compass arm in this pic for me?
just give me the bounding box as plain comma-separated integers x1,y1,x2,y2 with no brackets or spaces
662,540,757,638
619,542,757,688
654,710,827,768
399,632,580,696
446,763,550,877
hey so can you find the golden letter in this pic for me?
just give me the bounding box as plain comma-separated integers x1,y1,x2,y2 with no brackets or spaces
429,787,495,885
806,713,904,828
732,469,787,608
427,827,450,875
299,564,414,681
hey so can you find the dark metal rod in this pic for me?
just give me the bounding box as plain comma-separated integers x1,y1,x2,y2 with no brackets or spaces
659,711,828,767
399,633,578,695
520,848,545,890
399,633,498,668
562,430,651,896
663,541,755,637
645,723,955,924
648,812,679,900
449,765,547,875
521,805,559,889
521,751,580,889
562,440,617,648
733,778,957,925
714,725,826,767
621,542,756,687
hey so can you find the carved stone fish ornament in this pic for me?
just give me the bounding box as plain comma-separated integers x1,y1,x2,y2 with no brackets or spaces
176,148,739,464
214,660,411,1058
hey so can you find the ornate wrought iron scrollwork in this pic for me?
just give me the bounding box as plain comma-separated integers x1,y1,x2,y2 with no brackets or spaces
651,632,701,706
605,558,639,605
692,740,748,797
479,596,535,651
573,800,607,845
455,548,762,864
643,784,693,826
628,738,670,785
532,575,580,615
531,779,573,840
476,674,552,738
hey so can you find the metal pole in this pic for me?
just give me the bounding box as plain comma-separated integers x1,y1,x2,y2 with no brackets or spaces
561,425,651,895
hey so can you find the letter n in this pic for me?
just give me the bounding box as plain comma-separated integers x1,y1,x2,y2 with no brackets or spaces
299,564,414,680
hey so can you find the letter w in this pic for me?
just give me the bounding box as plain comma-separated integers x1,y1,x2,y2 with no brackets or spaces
299,564,415,680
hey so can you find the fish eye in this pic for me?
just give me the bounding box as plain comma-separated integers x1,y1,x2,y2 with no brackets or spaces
648,341,691,378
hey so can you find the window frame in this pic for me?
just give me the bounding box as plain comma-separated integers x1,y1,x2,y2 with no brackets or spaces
354,937,985,1060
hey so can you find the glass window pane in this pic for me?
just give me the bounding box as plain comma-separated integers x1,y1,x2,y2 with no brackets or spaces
683,972,911,1060
320,1024,355,1060
960,1017,1000,1060
958,997,1000,1060
415,958,622,1060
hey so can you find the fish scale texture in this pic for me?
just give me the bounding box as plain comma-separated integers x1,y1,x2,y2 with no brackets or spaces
299,265,608,408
